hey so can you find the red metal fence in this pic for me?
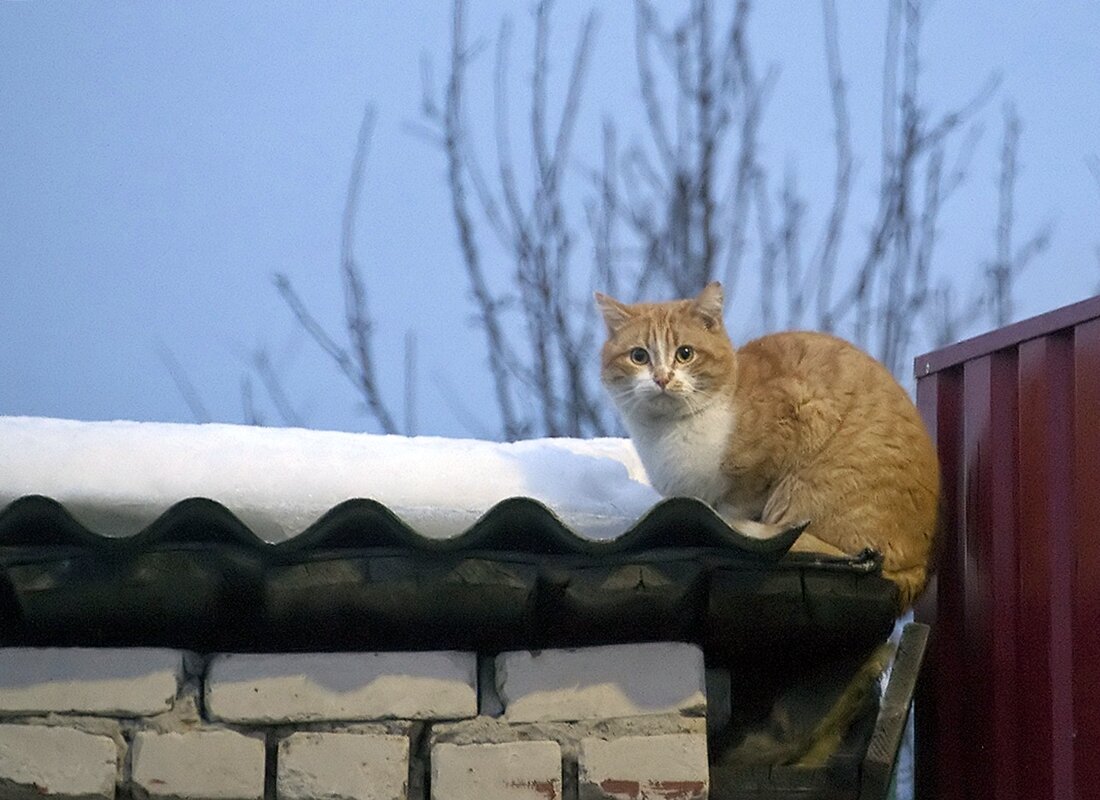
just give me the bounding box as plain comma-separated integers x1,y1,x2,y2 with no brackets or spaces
914,294,1100,800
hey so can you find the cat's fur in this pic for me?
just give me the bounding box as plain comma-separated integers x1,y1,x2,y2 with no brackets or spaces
596,282,939,768
596,282,939,609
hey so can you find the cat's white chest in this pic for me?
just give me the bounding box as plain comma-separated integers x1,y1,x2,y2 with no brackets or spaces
625,402,734,506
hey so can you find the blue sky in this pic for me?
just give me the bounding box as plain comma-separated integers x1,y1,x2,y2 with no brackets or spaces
3,2,1098,437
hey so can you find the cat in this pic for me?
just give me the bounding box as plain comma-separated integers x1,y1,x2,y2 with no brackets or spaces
596,282,940,769
596,281,939,610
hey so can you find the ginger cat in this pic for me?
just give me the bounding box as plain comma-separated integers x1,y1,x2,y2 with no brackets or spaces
596,282,939,610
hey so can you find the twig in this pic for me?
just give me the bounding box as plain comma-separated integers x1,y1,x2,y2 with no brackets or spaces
240,377,264,427
813,0,852,331
159,346,211,423
444,0,525,439
274,102,399,434
252,347,304,428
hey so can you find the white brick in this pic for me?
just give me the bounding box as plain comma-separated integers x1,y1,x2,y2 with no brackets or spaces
206,651,477,723
277,732,408,800
579,733,708,800
496,643,706,722
0,648,181,717
431,741,561,800
0,724,116,800
130,730,264,800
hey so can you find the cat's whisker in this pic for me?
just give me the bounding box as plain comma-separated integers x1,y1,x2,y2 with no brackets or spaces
675,390,713,419
606,386,638,402
605,388,642,410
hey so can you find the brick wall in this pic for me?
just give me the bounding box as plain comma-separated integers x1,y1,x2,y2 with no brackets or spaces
0,643,711,800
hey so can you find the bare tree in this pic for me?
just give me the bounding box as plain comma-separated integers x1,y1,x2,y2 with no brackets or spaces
420,0,1051,438
252,0,1050,438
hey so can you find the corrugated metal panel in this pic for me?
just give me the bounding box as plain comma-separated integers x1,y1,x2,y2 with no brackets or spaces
0,494,896,661
914,294,1100,800
1072,318,1100,796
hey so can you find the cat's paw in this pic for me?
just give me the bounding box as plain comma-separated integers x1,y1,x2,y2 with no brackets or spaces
724,517,805,540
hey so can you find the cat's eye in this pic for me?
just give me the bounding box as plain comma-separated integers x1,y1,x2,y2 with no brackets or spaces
675,345,695,363
629,347,650,365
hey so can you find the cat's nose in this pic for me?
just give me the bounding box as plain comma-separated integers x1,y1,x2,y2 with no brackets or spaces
653,372,670,389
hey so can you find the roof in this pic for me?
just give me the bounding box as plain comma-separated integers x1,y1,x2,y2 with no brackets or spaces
0,493,895,663
0,418,898,663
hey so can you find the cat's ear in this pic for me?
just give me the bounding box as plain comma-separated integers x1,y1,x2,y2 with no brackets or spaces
694,282,724,330
595,292,633,334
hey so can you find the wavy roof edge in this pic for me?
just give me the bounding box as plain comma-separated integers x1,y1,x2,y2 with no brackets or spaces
0,492,893,657
0,494,814,560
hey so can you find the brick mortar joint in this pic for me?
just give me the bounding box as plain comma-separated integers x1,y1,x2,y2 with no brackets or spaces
407,721,431,800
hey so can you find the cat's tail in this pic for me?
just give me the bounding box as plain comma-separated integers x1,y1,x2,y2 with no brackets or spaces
796,641,894,766
714,641,894,769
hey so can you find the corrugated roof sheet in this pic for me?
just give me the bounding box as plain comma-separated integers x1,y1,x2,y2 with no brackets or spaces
0,494,896,662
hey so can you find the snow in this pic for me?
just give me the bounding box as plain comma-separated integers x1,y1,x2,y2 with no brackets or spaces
0,417,661,542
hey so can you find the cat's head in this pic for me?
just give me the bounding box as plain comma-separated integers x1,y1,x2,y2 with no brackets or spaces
596,282,736,420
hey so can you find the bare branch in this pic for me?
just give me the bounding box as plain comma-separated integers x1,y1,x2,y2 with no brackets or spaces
880,0,900,191
551,8,599,180
1089,155,1100,280
338,105,399,433
941,121,984,199
159,346,211,424
274,101,399,434
990,102,1019,327
722,4,776,296
442,0,526,439
274,274,350,374
493,16,532,245
404,329,417,436
522,1,564,434
919,72,1002,153
780,168,806,327
813,0,852,331
635,1,677,169
753,166,778,330
252,347,304,428
586,119,620,299
240,377,264,427
911,145,944,320
979,103,1053,331
274,273,389,425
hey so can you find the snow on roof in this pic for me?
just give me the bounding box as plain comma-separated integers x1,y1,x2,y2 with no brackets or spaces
0,416,660,542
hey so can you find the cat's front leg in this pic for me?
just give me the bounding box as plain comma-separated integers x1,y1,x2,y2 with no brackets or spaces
724,517,796,540
715,500,793,540
785,531,848,558
760,475,849,558
721,508,846,554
